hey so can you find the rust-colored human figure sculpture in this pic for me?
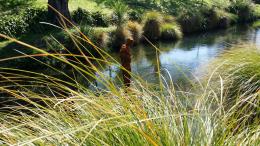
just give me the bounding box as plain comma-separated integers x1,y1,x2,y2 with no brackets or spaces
120,38,134,87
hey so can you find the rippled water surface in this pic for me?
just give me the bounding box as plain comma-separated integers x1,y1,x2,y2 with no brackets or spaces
103,24,260,86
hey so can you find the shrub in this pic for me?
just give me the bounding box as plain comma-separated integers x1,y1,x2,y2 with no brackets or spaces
91,11,111,27
253,4,260,18
205,8,238,29
143,11,163,41
177,10,207,33
72,8,94,25
111,1,129,26
128,9,143,22
23,7,49,33
127,21,143,45
111,26,132,51
229,0,256,22
0,7,48,39
90,27,116,49
160,23,182,41
0,14,28,37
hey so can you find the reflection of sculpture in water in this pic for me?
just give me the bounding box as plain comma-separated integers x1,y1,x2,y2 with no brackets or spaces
120,38,134,87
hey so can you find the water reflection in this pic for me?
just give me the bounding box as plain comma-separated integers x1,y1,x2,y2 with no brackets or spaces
1,24,260,89
104,24,260,86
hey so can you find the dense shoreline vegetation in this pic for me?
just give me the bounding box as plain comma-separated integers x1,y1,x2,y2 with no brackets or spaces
0,0,259,145
1,0,260,53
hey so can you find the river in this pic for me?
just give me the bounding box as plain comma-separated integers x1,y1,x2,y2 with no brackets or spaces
97,24,260,88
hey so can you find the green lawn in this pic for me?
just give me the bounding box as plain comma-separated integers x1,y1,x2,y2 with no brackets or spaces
34,0,112,13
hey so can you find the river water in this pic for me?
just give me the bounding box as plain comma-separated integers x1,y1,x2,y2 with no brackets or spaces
99,24,260,87
1,24,260,89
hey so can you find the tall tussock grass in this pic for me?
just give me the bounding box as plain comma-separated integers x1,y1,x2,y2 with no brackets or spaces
205,44,260,131
111,26,132,51
160,23,183,41
127,21,143,45
0,23,259,145
143,11,163,41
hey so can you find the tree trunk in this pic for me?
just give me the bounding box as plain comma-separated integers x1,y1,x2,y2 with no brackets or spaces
48,0,73,27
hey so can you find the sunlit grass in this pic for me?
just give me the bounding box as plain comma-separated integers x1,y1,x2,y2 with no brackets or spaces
0,3,260,145
0,23,259,145
34,0,112,13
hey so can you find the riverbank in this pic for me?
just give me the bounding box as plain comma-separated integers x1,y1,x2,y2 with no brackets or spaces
1,0,260,54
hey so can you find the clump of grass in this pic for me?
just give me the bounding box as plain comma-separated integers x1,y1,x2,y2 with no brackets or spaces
143,11,163,41
207,44,260,96
229,0,257,22
177,10,206,33
160,23,183,41
163,14,176,23
88,27,116,48
111,26,132,51
205,44,260,129
127,21,143,45
206,8,238,29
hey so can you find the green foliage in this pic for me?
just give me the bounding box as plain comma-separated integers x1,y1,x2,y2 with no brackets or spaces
160,0,206,15
0,7,48,39
209,45,260,96
143,11,163,41
72,8,95,25
0,0,33,11
92,11,111,27
111,1,129,26
89,27,115,48
0,14,29,37
252,20,260,28
160,23,182,41
0,40,259,145
177,10,207,33
72,8,111,27
207,45,260,128
128,9,143,22
229,0,257,22
205,8,238,30
111,26,132,51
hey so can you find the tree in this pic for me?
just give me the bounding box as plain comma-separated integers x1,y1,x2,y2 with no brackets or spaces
48,0,73,27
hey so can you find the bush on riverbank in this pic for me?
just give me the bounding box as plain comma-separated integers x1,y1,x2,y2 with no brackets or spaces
127,21,143,45
229,0,258,22
143,11,163,41
160,23,182,41
111,26,132,51
0,7,48,38
205,9,238,29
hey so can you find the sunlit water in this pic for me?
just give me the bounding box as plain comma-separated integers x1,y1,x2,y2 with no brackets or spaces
98,24,260,87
